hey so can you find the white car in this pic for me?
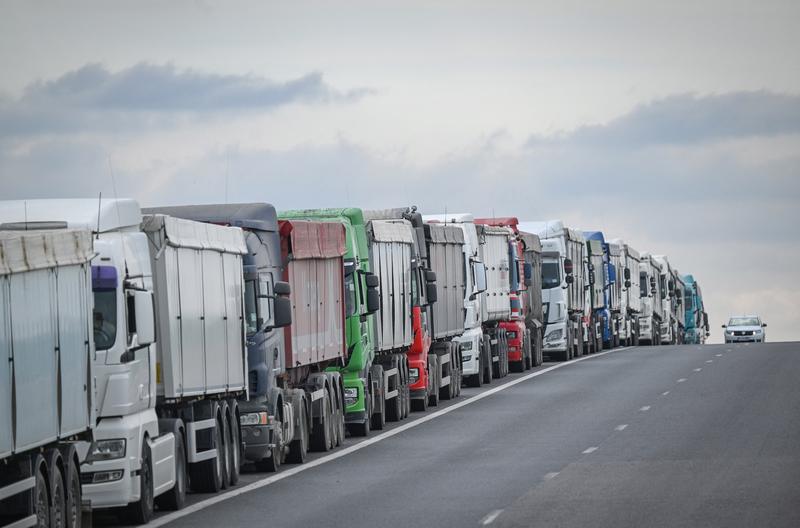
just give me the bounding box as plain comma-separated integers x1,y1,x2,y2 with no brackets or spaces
723,315,767,343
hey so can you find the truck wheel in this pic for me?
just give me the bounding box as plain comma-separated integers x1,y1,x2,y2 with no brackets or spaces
255,418,282,472
482,339,492,384
121,441,154,524
190,419,223,493
428,355,440,407
62,452,81,528
156,429,186,510
218,415,231,489
228,407,241,485
386,383,402,421
47,451,66,528
286,402,309,463
32,455,50,528
311,390,332,451
371,388,386,430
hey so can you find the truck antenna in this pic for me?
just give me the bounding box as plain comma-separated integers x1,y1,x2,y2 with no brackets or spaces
95,193,102,239
24,200,28,230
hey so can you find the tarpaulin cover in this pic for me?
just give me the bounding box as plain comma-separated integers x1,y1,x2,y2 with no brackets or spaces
0,229,93,275
279,220,346,259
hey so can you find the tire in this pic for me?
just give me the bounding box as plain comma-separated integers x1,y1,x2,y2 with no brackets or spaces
156,429,186,511
482,339,492,384
33,455,50,528
311,389,333,451
190,418,223,493
121,441,154,524
255,413,282,472
48,454,66,528
286,402,309,463
371,385,386,430
219,414,231,489
228,407,241,485
428,355,440,407
62,453,81,528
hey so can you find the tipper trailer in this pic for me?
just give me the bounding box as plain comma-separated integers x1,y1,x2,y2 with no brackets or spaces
609,239,642,346
0,229,95,528
278,208,385,437
521,221,587,361
672,272,687,345
653,255,678,345
518,231,545,368
0,199,256,524
605,240,623,348
423,214,490,387
583,236,607,353
682,275,709,344
639,253,665,345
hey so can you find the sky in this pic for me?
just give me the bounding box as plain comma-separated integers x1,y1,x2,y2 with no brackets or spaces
1,0,798,342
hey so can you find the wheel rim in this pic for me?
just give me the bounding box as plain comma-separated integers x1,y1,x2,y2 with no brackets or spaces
53,478,65,528
142,452,153,515
68,470,79,527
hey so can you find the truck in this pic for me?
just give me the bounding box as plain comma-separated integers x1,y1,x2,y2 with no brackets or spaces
475,224,514,377
423,213,491,387
144,204,351,471
518,231,545,368
583,233,609,353
638,253,665,345
0,229,94,528
682,274,709,344
475,218,539,372
363,208,456,413
278,208,389,438
672,271,687,345
0,198,258,524
653,255,679,345
609,239,642,346
521,221,587,361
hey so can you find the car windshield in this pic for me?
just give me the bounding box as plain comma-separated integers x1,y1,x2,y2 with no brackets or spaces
728,317,760,327
541,262,560,289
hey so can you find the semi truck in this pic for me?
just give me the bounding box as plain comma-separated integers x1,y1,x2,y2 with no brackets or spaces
0,229,95,528
278,208,389,437
518,231,545,368
609,239,642,346
144,204,352,471
475,218,535,372
682,275,709,344
652,255,678,345
520,221,586,361
672,271,687,345
638,253,665,345
475,225,514,377
583,234,609,353
423,213,491,387
605,240,623,348
0,198,264,524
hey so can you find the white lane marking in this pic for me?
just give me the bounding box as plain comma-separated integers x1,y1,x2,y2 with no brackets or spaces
147,348,631,527
706,360,713,363
582,446,598,454
615,424,628,431
715,354,722,357
640,406,651,411
677,378,687,383
481,509,504,525
693,368,702,372
544,472,560,480
661,391,670,396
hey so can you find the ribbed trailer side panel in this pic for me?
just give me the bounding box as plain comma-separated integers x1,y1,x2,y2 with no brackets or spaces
281,220,347,367
143,215,248,400
481,226,512,322
426,223,466,339
0,230,94,456
564,232,586,314
368,219,414,353
519,232,544,326
587,239,605,311
607,242,622,313
625,245,642,314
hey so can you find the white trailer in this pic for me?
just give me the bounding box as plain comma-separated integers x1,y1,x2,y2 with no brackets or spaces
653,255,677,345
609,239,642,346
424,214,490,387
0,229,94,528
639,253,665,345
478,225,513,378
520,221,587,361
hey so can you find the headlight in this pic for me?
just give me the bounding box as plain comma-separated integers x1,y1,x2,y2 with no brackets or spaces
409,367,419,382
87,439,126,462
725,330,733,335
545,329,563,343
240,412,269,426
460,341,473,351
506,331,517,339
754,329,763,334
344,387,358,399
462,354,472,362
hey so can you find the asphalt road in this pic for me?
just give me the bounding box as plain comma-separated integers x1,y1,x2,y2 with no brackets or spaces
120,341,800,528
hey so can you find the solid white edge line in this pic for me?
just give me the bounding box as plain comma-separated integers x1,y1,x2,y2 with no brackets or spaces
615,424,628,431
481,509,504,525
582,447,598,454
677,378,687,383
147,347,630,527
544,472,560,480
661,391,670,396
694,368,702,372
640,406,651,411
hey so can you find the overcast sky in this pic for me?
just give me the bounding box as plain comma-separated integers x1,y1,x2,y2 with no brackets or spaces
1,1,798,342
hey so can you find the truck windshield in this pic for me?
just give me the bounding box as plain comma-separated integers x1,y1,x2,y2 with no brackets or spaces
244,279,258,335
541,262,560,289
93,290,117,350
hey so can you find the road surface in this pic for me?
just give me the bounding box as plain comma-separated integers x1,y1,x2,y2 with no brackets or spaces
110,342,800,528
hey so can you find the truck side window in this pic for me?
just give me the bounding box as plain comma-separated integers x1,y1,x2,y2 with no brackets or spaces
259,276,273,325
244,279,258,335
345,272,357,317
93,289,117,350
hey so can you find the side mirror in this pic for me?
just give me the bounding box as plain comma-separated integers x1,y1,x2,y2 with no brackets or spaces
668,279,675,291
563,258,574,276
272,280,292,328
365,272,381,314
523,262,532,287
473,261,487,294
274,281,291,296
762,323,767,327
721,324,727,328
624,280,631,288
565,275,574,285
624,267,631,281
133,290,155,346
426,282,438,304
425,270,437,283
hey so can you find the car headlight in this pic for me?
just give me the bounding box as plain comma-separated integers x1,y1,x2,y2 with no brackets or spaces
460,341,473,351
545,329,564,343
754,329,763,334
87,439,126,462
240,412,269,426
409,367,420,382
725,330,733,335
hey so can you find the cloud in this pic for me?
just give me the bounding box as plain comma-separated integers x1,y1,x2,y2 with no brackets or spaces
528,91,800,148
0,63,372,139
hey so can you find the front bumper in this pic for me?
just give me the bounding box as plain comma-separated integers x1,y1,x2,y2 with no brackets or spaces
725,334,763,343
542,321,567,352
456,327,483,376
242,424,275,461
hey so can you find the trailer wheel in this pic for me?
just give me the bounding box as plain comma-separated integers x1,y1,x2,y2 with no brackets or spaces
121,441,154,524
371,386,386,431
63,452,81,528
310,389,333,451
228,405,241,485
32,455,50,528
386,360,402,421
482,338,492,384
190,415,223,493
428,355,440,407
286,401,309,463
452,343,462,397
156,428,186,511
401,361,411,419
47,451,66,528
